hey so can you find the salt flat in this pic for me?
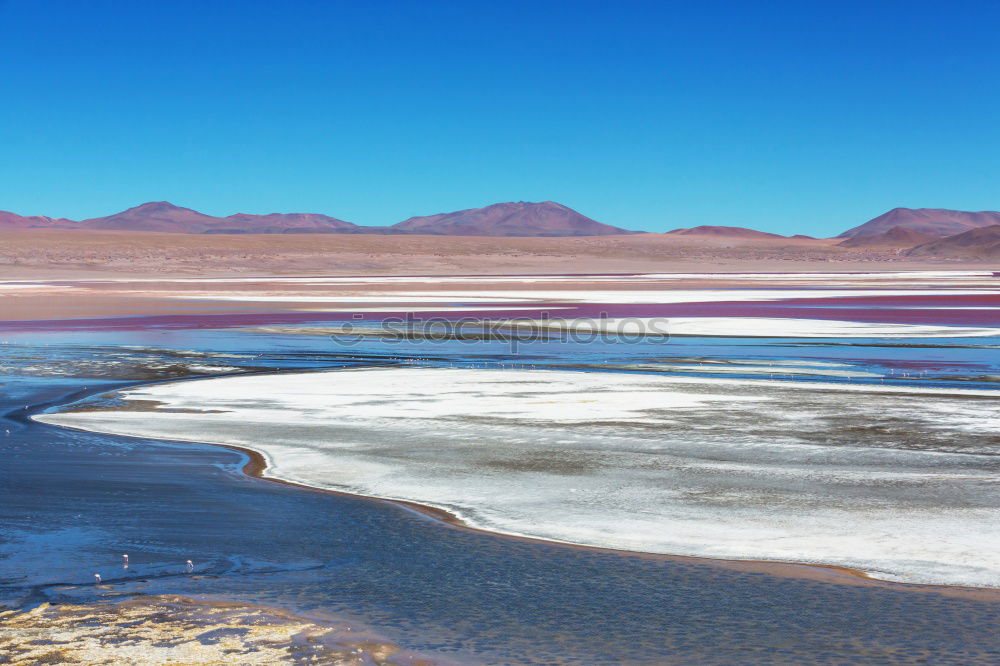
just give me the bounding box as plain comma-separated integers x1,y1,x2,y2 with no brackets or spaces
516,316,1000,338
37,367,1000,588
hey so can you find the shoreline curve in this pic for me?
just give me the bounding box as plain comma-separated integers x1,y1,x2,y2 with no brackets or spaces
31,374,1000,603
211,435,1000,602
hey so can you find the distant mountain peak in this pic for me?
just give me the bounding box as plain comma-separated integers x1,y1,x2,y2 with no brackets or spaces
392,201,635,236
127,201,189,211
839,208,1000,239
665,225,784,239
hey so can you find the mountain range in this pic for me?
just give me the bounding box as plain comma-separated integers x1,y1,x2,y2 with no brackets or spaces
1,202,999,257
0,201,635,237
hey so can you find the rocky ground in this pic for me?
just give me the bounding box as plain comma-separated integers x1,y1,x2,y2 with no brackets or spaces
0,596,430,665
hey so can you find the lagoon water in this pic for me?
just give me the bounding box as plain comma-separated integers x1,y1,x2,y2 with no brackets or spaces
3,323,1000,663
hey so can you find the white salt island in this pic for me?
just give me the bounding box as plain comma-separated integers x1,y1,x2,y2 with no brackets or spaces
37,367,1000,588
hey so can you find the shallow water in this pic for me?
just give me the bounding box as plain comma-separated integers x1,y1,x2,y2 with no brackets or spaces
3,324,1000,663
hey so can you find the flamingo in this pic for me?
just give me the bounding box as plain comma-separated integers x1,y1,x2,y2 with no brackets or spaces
186,559,194,572
122,554,129,568
94,573,102,584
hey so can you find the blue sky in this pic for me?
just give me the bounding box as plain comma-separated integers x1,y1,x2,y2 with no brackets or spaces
1,0,997,235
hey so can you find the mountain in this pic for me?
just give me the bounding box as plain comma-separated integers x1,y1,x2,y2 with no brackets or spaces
76,202,361,233
0,211,75,229
79,202,222,232
392,201,634,237
665,225,784,239
903,225,1000,259
839,208,1000,239
837,225,938,249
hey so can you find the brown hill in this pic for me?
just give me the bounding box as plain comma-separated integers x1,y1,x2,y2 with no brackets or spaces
0,211,75,229
77,202,361,234
79,202,222,232
392,201,634,236
666,225,784,239
837,226,938,249
904,225,1000,259
839,208,1000,238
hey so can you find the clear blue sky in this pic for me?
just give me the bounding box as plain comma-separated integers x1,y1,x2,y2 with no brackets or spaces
1,0,998,235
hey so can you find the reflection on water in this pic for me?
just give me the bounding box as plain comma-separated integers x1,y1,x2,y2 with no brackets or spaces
2,326,1000,663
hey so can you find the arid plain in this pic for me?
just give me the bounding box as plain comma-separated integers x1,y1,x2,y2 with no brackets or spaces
1,228,996,282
